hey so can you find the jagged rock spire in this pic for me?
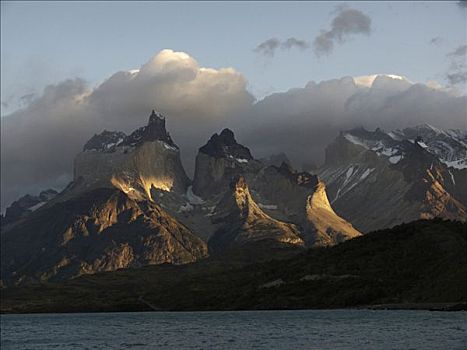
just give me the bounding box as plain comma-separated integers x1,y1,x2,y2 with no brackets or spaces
149,109,165,122
143,109,175,146
193,128,257,198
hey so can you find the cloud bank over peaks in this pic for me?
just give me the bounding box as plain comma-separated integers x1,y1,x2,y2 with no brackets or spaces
242,74,466,167
2,50,466,210
1,49,254,209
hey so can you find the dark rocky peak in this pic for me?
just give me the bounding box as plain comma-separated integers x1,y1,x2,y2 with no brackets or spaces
2,189,58,226
199,128,253,160
124,110,177,148
148,109,165,123
274,162,318,189
83,130,126,152
143,110,175,145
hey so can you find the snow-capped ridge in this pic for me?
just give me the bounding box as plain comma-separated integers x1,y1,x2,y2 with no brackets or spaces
342,127,405,165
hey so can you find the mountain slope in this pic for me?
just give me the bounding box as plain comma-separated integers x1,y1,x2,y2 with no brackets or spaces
2,219,465,313
1,110,208,286
208,176,304,254
0,188,208,286
318,126,467,232
305,181,361,246
250,162,361,246
190,130,361,247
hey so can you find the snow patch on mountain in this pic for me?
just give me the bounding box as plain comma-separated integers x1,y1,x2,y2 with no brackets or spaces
344,134,369,149
360,168,374,180
440,159,467,170
344,131,404,165
29,202,46,211
393,124,467,169
389,155,403,164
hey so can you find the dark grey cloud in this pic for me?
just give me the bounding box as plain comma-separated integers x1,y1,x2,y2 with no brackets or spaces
313,6,372,56
448,45,467,57
446,45,467,87
254,38,281,57
254,37,310,57
2,51,466,210
429,37,444,45
458,1,467,9
447,72,467,85
281,37,310,50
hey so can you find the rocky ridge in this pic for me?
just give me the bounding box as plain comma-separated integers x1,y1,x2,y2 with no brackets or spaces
1,187,207,286
1,189,58,226
318,125,467,232
208,176,305,254
4,110,465,287
190,131,362,247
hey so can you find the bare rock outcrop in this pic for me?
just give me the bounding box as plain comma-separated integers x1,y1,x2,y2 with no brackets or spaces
1,188,208,286
208,176,305,254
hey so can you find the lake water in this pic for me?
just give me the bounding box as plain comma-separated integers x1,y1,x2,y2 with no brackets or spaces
1,310,466,349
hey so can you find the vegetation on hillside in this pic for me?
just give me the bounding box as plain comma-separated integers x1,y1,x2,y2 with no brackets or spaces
1,219,466,313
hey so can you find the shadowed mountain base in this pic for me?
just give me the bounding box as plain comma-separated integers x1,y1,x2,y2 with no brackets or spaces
2,219,466,313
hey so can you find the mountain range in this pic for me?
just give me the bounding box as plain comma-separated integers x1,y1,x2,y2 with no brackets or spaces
318,124,467,232
1,110,466,287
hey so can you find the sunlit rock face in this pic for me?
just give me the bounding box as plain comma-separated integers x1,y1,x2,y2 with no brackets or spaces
73,110,190,199
305,181,361,246
189,128,361,248
318,125,467,232
0,188,208,286
249,163,360,246
208,175,305,254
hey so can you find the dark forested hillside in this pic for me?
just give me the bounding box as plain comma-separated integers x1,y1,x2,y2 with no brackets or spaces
2,219,466,313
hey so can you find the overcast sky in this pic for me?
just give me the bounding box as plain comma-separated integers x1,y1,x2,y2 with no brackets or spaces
1,1,466,210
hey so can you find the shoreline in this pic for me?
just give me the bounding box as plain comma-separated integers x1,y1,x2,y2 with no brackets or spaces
2,303,466,315
363,302,467,312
